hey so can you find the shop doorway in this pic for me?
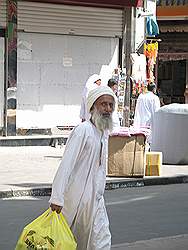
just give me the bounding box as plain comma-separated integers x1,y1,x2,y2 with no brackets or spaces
158,60,186,104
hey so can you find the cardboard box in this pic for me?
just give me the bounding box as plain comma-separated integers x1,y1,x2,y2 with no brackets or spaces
145,152,162,176
108,135,146,177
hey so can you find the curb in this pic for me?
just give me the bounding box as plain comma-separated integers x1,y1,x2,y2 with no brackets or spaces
1,175,188,199
144,175,188,186
0,187,52,199
0,136,68,147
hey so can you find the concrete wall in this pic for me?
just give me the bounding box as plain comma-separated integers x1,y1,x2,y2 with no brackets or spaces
17,32,119,128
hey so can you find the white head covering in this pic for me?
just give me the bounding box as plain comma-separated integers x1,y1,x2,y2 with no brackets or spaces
85,74,101,89
85,74,101,92
81,74,101,100
87,86,115,113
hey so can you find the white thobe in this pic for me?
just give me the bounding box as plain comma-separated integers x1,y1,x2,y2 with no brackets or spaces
133,92,160,128
49,121,111,250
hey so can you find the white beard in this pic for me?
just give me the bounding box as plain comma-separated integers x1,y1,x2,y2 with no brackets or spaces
91,108,113,132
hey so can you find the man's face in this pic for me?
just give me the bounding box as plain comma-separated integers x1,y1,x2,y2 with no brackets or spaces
94,95,114,116
111,84,118,94
91,95,115,132
95,79,102,86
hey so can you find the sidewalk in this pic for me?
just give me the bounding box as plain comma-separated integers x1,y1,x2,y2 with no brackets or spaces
111,234,188,250
0,146,188,198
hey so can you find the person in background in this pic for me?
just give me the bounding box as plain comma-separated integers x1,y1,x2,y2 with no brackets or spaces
107,78,120,131
156,80,165,106
133,82,160,144
133,82,160,129
157,87,165,106
80,74,101,122
49,86,116,250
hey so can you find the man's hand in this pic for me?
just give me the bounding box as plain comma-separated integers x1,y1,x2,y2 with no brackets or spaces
50,203,63,214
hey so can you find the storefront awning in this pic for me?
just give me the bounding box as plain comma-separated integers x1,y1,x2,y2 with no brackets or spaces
157,4,188,20
159,23,188,32
24,0,143,7
159,52,188,61
158,31,188,61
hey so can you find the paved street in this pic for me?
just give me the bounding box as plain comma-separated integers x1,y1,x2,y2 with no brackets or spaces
107,184,188,249
0,145,188,196
1,184,188,250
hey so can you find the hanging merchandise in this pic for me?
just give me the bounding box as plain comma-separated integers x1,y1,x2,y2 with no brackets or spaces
112,67,121,83
112,67,126,124
131,53,147,83
130,53,147,97
144,42,158,83
146,17,159,37
132,80,148,97
144,42,158,63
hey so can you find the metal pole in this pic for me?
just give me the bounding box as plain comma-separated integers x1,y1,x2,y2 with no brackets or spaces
123,7,135,127
3,32,8,136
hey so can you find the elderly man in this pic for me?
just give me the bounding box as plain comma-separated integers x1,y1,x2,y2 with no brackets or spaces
49,86,115,250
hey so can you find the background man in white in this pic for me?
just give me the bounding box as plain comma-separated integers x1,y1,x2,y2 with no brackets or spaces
80,74,101,122
133,82,160,144
49,86,115,250
107,78,120,131
133,82,160,129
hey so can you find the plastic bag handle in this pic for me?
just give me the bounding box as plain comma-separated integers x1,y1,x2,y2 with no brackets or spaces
49,209,76,241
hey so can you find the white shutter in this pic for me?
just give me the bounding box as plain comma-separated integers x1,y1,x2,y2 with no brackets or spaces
0,0,6,28
18,1,123,37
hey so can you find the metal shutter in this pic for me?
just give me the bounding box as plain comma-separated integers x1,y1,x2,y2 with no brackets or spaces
0,0,6,28
18,1,123,37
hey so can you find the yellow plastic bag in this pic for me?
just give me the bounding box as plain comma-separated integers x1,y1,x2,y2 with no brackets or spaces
15,208,77,250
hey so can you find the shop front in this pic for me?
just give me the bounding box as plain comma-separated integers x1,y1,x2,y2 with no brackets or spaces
0,0,144,136
156,1,188,105
17,1,123,131
157,29,188,105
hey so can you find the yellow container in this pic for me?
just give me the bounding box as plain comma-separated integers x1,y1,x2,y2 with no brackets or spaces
145,152,162,176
